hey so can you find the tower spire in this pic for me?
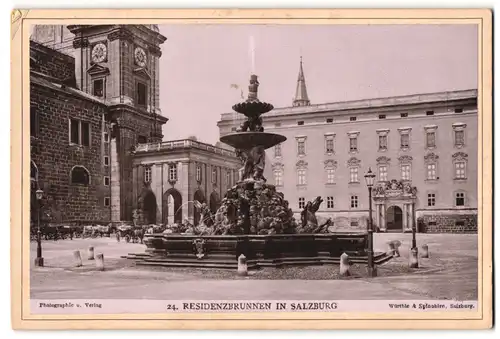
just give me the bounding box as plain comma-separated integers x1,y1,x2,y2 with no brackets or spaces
293,56,310,107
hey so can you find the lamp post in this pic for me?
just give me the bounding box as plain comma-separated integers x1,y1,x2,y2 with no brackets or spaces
364,168,377,277
34,188,44,267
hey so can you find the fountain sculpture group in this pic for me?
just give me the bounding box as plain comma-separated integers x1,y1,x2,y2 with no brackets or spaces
128,75,392,269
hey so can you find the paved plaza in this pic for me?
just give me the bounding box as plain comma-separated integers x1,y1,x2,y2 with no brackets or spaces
30,233,478,301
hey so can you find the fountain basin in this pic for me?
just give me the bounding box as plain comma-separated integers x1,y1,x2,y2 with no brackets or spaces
124,233,393,269
232,101,274,117
220,132,287,150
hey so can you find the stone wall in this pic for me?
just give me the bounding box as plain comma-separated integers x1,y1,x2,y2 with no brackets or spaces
31,78,110,224
419,213,477,233
30,40,75,84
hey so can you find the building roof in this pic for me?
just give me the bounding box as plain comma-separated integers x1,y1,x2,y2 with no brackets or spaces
31,71,107,107
220,88,478,121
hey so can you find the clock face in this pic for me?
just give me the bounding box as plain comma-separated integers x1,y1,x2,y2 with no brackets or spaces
134,47,147,67
91,43,107,63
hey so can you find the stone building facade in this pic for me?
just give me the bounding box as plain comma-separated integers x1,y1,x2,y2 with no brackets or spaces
30,40,110,224
131,139,241,225
218,60,478,233
30,25,168,225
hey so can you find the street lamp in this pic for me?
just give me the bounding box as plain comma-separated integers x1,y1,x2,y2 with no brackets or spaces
34,188,44,267
364,167,377,277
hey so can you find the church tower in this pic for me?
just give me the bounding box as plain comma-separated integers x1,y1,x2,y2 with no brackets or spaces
66,25,169,222
293,56,311,107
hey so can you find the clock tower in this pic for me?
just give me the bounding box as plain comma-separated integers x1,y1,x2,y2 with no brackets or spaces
67,25,168,222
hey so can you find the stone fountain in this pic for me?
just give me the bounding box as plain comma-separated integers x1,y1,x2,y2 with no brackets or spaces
126,75,393,269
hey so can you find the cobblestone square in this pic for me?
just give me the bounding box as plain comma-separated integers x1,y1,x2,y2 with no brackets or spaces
30,233,478,301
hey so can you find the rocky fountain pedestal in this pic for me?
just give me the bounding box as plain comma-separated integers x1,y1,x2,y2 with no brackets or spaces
126,75,392,269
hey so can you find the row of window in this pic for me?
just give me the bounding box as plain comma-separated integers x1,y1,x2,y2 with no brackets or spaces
274,157,467,186
143,164,235,186
293,107,466,126
92,78,148,107
275,123,467,158
297,191,468,210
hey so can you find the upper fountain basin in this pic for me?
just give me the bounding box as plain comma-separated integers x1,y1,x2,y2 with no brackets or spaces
232,101,274,118
220,132,286,150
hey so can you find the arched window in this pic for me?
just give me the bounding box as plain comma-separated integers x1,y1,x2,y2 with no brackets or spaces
71,166,90,185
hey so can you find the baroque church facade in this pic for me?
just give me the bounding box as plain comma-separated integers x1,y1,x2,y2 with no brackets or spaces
218,59,478,233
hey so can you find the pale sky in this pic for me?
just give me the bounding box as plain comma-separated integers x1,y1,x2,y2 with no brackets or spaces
158,24,478,145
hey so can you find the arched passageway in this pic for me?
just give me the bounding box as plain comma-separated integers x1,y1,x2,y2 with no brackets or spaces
163,188,183,225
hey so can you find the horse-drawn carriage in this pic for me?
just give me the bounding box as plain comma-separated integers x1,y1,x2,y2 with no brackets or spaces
81,224,113,238
115,223,144,243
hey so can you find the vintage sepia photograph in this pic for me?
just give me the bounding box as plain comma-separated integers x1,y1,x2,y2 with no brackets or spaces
11,9,492,330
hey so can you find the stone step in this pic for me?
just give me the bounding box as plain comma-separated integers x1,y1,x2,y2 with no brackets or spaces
135,261,249,269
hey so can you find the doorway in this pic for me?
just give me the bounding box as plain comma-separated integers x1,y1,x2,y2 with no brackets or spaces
386,205,403,231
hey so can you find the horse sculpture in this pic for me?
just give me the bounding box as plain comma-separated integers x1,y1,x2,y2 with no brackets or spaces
193,201,215,235
297,196,331,234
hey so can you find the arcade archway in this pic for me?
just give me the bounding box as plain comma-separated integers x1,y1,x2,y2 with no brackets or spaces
209,191,220,215
142,191,157,225
163,188,182,225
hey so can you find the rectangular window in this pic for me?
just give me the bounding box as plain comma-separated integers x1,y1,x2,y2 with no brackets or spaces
298,197,305,209
350,221,359,227
297,121,304,126
349,137,358,152
327,196,334,209
297,140,306,155
350,195,358,208
349,167,359,183
104,176,110,186
426,131,436,148
325,137,334,153
400,113,408,118
69,119,91,146
455,221,465,227
455,192,465,206
274,169,283,186
81,121,90,146
93,79,104,98
137,82,147,106
379,165,388,182
104,156,109,166
196,165,202,182
400,134,410,149
326,118,333,123
211,168,217,183
427,163,437,180
70,119,79,144
427,193,436,206
454,108,464,113
426,110,434,116
137,135,148,144
378,135,387,151
169,164,178,182
401,164,411,181
326,168,335,184
103,132,109,143
274,143,282,157
350,117,357,122
454,130,465,147
104,197,110,207
144,166,152,183
378,114,386,119
30,108,39,137
297,169,307,185
455,161,466,179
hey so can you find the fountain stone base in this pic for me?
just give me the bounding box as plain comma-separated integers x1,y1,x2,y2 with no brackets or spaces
124,233,393,269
